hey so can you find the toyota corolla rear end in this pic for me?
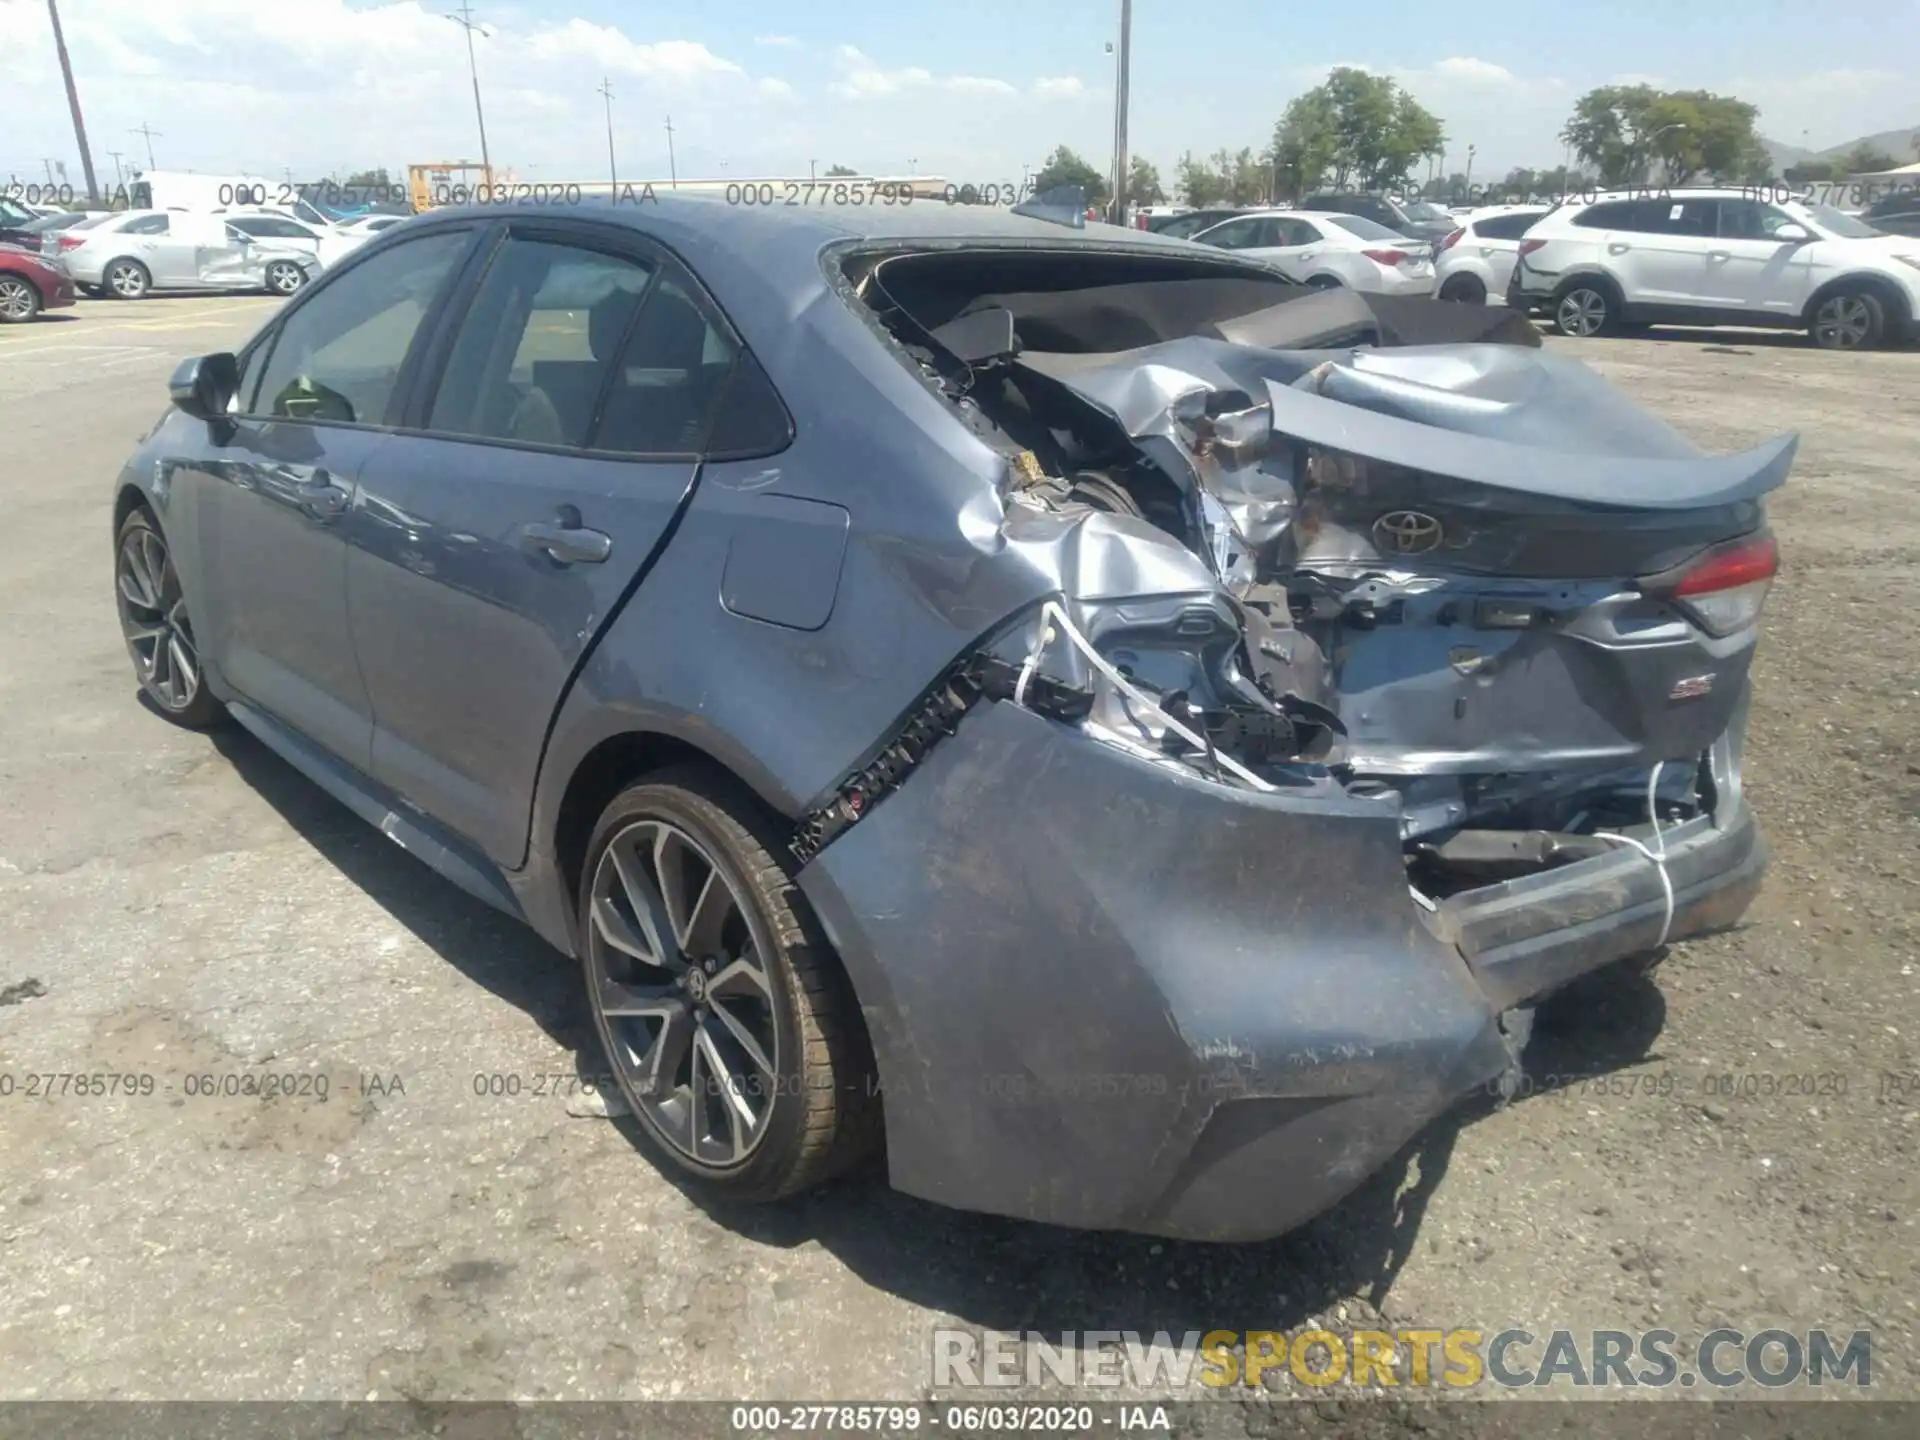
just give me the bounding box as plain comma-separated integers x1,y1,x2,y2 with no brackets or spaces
791,242,1778,1239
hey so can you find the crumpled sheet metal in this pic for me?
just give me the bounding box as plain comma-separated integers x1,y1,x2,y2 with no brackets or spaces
1017,339,1797,510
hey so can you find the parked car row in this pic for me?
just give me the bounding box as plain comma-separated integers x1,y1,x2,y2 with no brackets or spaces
1145,186,1920,350
0,203,408,323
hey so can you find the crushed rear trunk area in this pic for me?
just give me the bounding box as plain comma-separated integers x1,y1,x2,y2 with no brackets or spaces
841,245,1792,903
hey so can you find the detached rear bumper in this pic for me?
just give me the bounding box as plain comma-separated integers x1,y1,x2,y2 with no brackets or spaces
798,701,1764,1242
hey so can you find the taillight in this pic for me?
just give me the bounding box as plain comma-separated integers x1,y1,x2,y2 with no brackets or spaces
58,234,86,251
1666,534,1779,635
1439,227,1463,251
1362,248,1410,267
1517,238,1548,258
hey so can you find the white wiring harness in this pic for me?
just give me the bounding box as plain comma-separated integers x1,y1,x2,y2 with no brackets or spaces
1594,762,1674,950
1014,600,1277,793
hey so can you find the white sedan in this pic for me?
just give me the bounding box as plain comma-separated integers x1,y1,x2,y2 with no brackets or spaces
1188,210,1435,295
61,209,324,299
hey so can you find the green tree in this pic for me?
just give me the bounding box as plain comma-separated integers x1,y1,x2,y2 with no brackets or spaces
1274,67,1445,192
1032,145,1109,206
1175,150,1226,207
344,168,393,189
824,164,859,177
1838,144,1900,175
1562,85,1768,185
1128,155,1166,205
1270,87,1339,199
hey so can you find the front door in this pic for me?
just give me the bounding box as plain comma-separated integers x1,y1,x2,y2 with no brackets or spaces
345,225,739,866
180,227,475,767
1699,198,1815,317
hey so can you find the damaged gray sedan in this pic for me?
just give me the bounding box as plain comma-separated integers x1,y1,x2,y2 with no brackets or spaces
116,199,1780,1241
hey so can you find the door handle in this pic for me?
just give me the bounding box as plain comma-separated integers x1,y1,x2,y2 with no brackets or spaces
1607,242,1631,254
296,480,350,519
1708,250,1731,262
520,518,612,565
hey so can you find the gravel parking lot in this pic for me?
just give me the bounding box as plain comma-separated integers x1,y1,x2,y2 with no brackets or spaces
0,297,1914,1405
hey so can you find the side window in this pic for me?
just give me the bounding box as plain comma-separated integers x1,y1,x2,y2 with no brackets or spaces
703,350,793,459
1719,201,1799,240
1658,199,1717,237
593,274,737,455
122,214,170,236
249,230,469,425
1198,218,1262,249
1474,212,1541,240
1573,201,1636,230
425,236,656,448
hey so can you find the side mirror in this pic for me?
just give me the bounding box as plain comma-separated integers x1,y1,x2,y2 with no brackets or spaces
1773,223,1811,243
169,352,240,421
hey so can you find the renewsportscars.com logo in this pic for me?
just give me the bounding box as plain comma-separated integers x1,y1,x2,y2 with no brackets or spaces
931,1328,1873,1390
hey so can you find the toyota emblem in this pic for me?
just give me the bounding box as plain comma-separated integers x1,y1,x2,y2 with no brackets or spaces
1372,510,1444,555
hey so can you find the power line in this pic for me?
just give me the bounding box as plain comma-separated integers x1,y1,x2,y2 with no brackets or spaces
132,122,161,171
598,76,616,196
46,0,101,201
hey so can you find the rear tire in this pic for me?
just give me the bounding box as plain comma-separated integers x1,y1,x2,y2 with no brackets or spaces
1808,287,1885,351
1306,274,1342,290
105,258,150,300
265,261,306,297
579,767,879,1202
1551,279,1616,338
1438,273,1487,305
0,275,42,323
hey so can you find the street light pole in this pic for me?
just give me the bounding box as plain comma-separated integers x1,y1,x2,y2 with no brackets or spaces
598,76,616,198
664,115,678,188
1110,0,1133,224
446,2,493,185
1639,122,1686,184
1463,143,1477,198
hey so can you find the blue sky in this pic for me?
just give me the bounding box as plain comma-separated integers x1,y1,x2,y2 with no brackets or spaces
2,0,1916,190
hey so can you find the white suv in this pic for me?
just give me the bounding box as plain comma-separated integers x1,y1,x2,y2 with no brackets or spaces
1509,189,1920,349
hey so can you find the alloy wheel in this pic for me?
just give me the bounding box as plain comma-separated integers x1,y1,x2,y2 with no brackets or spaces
1812,294,1872,350
0,276,38,322
586,819,780,1168
267,262,304,296
1556,288,1608,337
116,523,201,712
109,261,148,299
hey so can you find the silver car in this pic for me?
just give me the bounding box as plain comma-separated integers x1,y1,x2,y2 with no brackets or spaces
63,209,320,300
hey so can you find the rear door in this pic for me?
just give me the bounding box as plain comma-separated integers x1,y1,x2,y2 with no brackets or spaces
1611,197,1718,305
1464,210,1543,292
344,220,741,866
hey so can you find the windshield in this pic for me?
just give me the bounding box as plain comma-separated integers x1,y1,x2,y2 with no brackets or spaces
1402,201,1447,222
1802,204,1886,240
1327,214,1405,241
0,197,34,225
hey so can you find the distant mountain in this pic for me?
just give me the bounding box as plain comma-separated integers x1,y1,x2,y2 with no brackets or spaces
1761,125,1920,174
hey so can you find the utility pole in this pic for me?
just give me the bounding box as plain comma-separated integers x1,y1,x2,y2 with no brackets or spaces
446,1,493,185
809,159,817,180
41,159,54,185
46,0,101,201
106,149,126,189
1110,0,1133,225
664,115,677,188
1463,143,1476,198
598,77,617,199
132,123,161,171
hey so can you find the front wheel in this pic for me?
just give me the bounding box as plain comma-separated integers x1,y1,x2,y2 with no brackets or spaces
1552,282,1614,338
1438,273,1487,305
1809,289,1885,351
1305,274,1343,290
115,508,223,729
579,769,878,1201
0,275,42,323
106,258,151,300
265,260,307,296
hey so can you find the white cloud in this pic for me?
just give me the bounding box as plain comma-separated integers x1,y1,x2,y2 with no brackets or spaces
828,45,1015,100
1430,57,1518,85
1033,76,1088,99
525,21,742,78
757,77,795,100
754,34,801,48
